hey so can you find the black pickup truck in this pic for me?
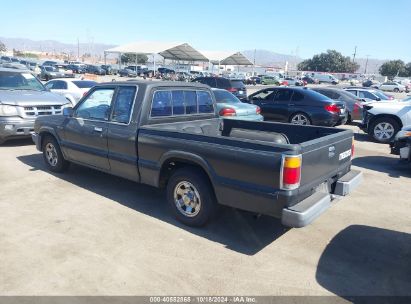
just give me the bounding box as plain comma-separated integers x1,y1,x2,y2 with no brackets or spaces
32,81,362,227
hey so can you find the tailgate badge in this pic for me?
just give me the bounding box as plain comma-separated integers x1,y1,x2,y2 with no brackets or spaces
328,146,336,158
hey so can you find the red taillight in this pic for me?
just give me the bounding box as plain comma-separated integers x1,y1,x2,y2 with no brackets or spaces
282,81,288,86
256,106,261,115
219,108,236,116
325,104,340,114
281,155,302,190
227,87,237,93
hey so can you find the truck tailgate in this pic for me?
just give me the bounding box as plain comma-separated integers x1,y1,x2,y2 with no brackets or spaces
299,132,353,193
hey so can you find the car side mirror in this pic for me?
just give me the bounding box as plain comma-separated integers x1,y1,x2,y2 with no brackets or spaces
63,107,73,117
376,97,381,101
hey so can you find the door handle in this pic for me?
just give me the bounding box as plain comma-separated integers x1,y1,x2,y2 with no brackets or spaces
94,127,103,132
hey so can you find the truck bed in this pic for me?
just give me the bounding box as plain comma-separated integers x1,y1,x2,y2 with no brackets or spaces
138,118,354,218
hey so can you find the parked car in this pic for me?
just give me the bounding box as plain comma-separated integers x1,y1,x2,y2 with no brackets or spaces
158,67,175,74
302,76,319,84
246,87,347,126
86,65,106,75
261,75,280,85
360,97,411,143
282,77,304,86
192,77,247,100
101,65,118,75
0,67,70,144
344,87,393,102
44,79,97,105
390,125,411,162
362,79,380,88
244,76,261,85
310,73,339,84
212,88,263,121
0,56,13,63
41,60,58,67
378,81,407,93
31,80,361,228
312,87,363,122
39,66,67,81
67,64,86,74
118,68,137,77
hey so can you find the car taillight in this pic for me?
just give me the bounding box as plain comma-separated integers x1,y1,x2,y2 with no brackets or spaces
227,87,237,93
324,104,340,114
219,108,236,116
282,81,288,86
256,106,261,115
280,154,302,190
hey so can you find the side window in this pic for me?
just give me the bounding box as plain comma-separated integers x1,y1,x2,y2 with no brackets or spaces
291,91,304,101
274,89,292,102
76,88,114,120
363,91,376,99
197,91,214,113
251,89,275,101
205,78,217,87
44,81,55,90
151,91,172,117
185,91,197,114
111,86,136,124
53,81,67,90
346,90,357,96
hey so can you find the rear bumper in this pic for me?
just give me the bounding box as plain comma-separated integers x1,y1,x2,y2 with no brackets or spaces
281,170,363,228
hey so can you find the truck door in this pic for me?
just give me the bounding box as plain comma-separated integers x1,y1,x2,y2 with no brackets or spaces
107,86,140,182
62,87,114,170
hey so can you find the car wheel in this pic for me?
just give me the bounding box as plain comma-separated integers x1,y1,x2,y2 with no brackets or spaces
42,135,70,173
166,167,217,227
369,117,400,143
289,113,311,125
394,88,399,93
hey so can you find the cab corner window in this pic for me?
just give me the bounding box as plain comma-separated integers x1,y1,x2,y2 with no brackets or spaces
111,86,136,124
75,88,114,120
197,91,214,113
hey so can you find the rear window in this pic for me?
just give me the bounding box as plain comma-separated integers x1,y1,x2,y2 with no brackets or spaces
72,81,97,88
151,90,214,117
230,80,245,88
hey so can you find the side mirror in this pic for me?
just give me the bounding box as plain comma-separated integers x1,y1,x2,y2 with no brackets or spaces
63,107,73,117
376,97,381,101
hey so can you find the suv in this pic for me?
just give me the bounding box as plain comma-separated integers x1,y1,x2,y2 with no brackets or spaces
344,87,392,102
192,77,247,100
0,68,70,144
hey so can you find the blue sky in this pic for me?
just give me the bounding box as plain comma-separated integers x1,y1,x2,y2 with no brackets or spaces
1,0,410,61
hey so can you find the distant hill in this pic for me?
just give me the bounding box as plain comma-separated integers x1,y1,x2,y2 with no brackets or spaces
0,37,115,57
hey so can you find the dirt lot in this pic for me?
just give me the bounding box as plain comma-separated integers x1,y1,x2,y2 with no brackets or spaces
0,125,410,297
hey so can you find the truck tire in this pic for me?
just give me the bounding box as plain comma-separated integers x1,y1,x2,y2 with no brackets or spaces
166,167,217,227
42,135,70,173
369,117,400,143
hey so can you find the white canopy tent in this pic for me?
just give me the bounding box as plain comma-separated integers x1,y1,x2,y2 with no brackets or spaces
201,51,253,74
104,41,209,71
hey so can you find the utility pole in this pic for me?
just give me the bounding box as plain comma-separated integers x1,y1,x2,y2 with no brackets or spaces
352,46,357,63
364,55,370,74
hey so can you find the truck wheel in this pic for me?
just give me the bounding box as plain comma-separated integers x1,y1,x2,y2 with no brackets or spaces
166,168,217,227
289,112,311,125
369,117,400,143
42,135,70,173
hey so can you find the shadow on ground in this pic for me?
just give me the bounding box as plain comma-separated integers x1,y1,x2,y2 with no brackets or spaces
1,138,34,147
352,155,411,178
316,225,411,301
18,153,288,255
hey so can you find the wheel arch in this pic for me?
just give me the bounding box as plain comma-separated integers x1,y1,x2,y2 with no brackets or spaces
368,114,403,130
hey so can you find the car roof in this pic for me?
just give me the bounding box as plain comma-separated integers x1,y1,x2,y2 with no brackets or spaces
0,67,33,73
99,80,210,90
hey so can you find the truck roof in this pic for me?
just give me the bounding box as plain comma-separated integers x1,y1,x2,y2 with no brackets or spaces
98,80,211,90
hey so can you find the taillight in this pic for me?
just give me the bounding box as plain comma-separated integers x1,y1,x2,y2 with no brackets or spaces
256,106,261,114
219,108,236,116
227,87,237,93
324,104,340,114
282,81,288,86
280,154,302,190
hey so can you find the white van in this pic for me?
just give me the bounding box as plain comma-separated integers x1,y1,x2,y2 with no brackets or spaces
310,73,339,84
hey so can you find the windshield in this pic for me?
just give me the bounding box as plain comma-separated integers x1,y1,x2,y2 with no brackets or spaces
0,71,46,91
45,66,57,72
72,81,97,89
213,89,241,104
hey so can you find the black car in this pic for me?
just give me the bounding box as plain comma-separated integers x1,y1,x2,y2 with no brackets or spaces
86,65,106,75
246,87,347,126
67,64,86,74
302,76,318,84
312,87,363,122
192,77,247,100
158,67,175,74
101,65,118,75
118,68,137,77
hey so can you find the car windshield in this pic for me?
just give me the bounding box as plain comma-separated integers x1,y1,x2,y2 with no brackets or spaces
0,71,46,91
45,66,57,72
213,90,241,104
72,81,97,88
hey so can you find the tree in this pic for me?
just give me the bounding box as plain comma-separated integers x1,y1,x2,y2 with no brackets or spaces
404,62,411,77
0,41,6,52
297,49,359,73
121,53,148,64
379,60,406,79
